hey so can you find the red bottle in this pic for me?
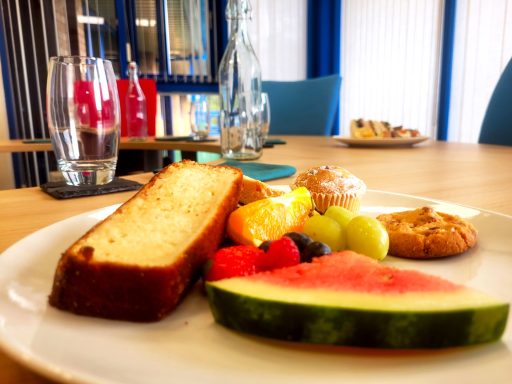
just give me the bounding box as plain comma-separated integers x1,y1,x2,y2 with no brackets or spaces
126,62,148,140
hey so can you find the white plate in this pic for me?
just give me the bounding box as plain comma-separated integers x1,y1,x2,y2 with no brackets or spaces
333,135,429,147
0,190,511,384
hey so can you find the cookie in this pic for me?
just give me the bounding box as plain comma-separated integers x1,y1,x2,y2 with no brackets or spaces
376,206,478,259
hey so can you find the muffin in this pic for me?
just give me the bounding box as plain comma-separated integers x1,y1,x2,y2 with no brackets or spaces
291,165,366,214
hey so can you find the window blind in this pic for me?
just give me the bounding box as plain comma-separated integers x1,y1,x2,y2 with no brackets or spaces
166,0,211,81
249,0,307,81
340,0,443,137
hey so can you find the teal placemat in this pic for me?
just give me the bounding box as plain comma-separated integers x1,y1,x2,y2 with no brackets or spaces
219,160,296,181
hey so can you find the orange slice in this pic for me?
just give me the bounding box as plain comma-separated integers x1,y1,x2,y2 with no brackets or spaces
227,187,313,246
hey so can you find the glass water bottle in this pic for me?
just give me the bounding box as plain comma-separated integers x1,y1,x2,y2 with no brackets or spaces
126,62,148,141
218,0,262,160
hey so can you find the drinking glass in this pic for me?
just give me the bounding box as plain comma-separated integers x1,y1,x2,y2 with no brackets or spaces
190,94,210,141
260,92,271,143
46,56,120,186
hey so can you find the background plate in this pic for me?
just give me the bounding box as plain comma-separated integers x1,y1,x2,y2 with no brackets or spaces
333,136,429,147
0,190,511,384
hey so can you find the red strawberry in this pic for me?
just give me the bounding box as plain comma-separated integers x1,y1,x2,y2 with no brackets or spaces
258,236,301,270
204,245,264,282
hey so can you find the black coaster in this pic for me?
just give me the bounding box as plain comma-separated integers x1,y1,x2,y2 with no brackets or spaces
154,136,191,141
153,136,217,142
186,137,218,142
265,138,287,145
40,178,143,200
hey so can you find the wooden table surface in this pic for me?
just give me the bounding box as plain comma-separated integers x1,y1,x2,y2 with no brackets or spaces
1,135,511,383
0,137,221,154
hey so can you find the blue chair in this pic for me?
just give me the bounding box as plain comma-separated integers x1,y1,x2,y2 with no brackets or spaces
262,74,341,136
479,57,512,145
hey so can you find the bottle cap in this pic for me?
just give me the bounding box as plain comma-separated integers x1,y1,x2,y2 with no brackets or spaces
128,62,139,73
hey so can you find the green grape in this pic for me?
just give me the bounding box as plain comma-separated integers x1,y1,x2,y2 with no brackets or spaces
346,215,389,260
303,215,345,251
324,206,356,230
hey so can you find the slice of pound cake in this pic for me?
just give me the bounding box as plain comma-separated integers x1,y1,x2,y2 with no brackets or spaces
49,160,243,322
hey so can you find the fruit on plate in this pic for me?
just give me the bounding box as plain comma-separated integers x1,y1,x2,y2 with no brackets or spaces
300,241,331,262
345,215,389,260
302,206,389,260
324,206,355,228
262,232,332,264
257,236,301,270
204,245,264,282
227,187,313,246
302,214,345,251
205,251,509,349
204,239,302,282
283,232,313,253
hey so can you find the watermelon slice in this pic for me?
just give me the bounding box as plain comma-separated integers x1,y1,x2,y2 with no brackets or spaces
205,251,509,349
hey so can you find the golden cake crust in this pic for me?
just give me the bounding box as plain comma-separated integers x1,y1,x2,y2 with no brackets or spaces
49,160,243,322
377,206,478,259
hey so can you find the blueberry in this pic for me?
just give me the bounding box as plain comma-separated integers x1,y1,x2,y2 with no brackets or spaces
301,241,331,263
258,240,273,252
284,232,313,253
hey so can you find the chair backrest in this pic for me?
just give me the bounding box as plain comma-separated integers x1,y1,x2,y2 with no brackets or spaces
479,57,512,145
262,75,341,136
116,79,157,137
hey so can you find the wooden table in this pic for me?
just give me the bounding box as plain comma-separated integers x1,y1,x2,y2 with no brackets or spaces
1,136,511,383
0,136,222,178
0,137,221,154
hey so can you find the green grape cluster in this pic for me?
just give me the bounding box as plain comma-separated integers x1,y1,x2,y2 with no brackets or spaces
302,206,389,260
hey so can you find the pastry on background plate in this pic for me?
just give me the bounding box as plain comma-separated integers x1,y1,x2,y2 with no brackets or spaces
290,165,366,214
376,206,478,259
350,118,420,138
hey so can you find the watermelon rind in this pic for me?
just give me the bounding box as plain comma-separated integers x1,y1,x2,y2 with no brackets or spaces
205,280,509,349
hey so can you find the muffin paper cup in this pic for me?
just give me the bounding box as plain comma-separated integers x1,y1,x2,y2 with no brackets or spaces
312,192,362,214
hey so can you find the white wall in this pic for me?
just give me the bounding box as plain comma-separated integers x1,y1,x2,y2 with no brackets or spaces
0,59,15,189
